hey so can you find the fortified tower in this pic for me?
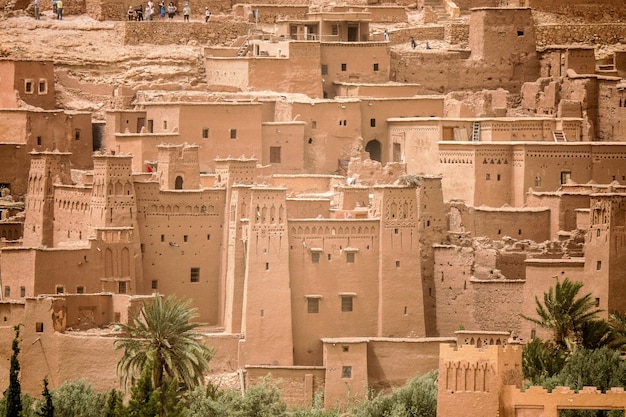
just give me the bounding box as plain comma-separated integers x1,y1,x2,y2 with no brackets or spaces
437,343,523,417
583,193,626,315
22,151,72,247
156,144,200,190
371,184,426,337
217,157,258,332
88,153,137,230
239,186,294,366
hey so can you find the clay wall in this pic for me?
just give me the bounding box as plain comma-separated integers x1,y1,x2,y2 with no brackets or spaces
205,57,250,90
246,366,325,408
134,183,225,323
0,60,55,110
360,97,444,165
110,133,181,172
261,122,306,174
51,186,92,246
521,259,585,340
105,110,147,136
285,100,363,174
335,83,421,98
320,43,390,99
121,19,251,45
247,42,322,98
331,5,407,23
271,174,342,193
0,325,121,396
468,207,551,242
142,103,263,173
0,222,22,241
536,23,626,48
233,5,308,23
286,198,331,219
445,23,469,45
597,78,624,142
502,386,626,417
367,338,445,391
323,340,368,409
383,26,445,46
202,334,241,374
437,344,523,417
433,244,475,336
288,219,380,365
525,192,591,239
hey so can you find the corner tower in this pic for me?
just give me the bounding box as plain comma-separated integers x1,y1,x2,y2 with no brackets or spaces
23,151,72,247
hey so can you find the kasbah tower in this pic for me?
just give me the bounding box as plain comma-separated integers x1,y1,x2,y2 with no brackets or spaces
1,0,626,414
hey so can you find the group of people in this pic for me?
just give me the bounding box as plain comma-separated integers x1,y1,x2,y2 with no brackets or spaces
127,1,211,21
48,0,63,19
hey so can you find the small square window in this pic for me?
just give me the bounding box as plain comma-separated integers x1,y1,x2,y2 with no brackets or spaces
202,128,209,139
311,120,317,129
147,120,154,133
161,234,165,242
497,174,501,181
595,298,600,307
331,24,338,36
346,252,355,263
191,267,200,282
312,252,320,264
270,146,281,164
307,298,319,313
486,173,491,180
5,285,11,298
323,91,328,99
163,120,168,130
38,80,47,94
370,118,376,127
342,345,349,352
118,281,127,294
373,63,379,72
560,171,571,185
184,235,188,242
151,280,158,290
265,262,269,270
36,322,44,333
321,65,328,75
20,286,25,297
341,63,347,72
517,30,524,36
596,260,602,270
230,129,237,139
76,286,84,294
341,296,353,312
207,234,211,240
56,286,64,294
75,129,81,141
341,366,352,378
25,80,34,94
395,260,400,267
37,136,42,145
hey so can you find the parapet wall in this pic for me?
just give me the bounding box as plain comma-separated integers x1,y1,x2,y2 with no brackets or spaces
501,385,626,417
121,19,252,46
246,366,326,408
536,24,626,48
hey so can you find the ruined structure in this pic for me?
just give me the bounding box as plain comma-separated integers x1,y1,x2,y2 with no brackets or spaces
1,0,626,412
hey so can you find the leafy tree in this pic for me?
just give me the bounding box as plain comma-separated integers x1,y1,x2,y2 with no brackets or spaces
115,296,213,392
35,377,54,417
103,389,126,417
51,380,105,417
522,338,567,385
237,380,287,417
521,278,602,350
5,324,23,417
351,370,438,417
126,364,160,417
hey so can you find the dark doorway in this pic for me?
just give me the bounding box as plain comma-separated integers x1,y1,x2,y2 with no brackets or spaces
365,140,382,162
347,25,358,42
175,176,183,190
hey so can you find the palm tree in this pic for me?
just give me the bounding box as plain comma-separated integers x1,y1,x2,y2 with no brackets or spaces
522,278,602,350
115,296,213,392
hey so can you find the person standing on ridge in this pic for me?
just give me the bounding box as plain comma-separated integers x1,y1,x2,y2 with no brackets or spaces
204,6,211,22
56,0,63,20
183,3,190,21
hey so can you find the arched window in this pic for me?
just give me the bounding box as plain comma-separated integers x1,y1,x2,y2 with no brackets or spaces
175,176,183,190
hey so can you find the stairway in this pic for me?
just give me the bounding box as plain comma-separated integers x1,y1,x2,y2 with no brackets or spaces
236,40,249,57
471,122,481,142
553,130,566,142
